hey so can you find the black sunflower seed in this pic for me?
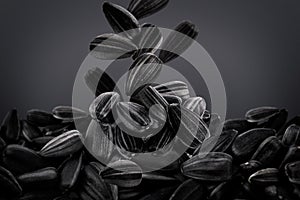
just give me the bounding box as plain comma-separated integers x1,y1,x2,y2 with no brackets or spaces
1,109,21,143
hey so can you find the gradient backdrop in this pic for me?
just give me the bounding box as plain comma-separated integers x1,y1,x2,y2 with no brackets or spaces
0,0,299,120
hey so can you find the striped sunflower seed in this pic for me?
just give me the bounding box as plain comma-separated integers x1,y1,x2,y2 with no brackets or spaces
133,23,163,58
245,106,280,124
128,0,169,19
276,116,300,138
115,126,144,153
159,21,199,63
162,94,182,105
27,109,62,127
208,113,222,137
285,161,300,184
251,136,282,167
89,92,120,124
282,124,300,147
169,179,205,200
248,168,279,186
181,152,233,181
60,152,83,190
126,53,162,96
231,128,275,160
154,81,190,100
80,164,115,200
103,2,140,40
100,160,142,188
115,102,151,136
0,166,22,198
17,167,57,187
85,120,114,162
168,104,210,149
2,144,47,174
52,106,88,122
183,97,206,117
84,67,119,97
90,33,138,60
39,130,83,158
1,109,21,143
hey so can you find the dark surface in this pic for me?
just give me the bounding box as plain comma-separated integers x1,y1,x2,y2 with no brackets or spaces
0,0,299,120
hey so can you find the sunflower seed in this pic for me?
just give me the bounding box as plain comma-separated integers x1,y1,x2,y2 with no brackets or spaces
251,136,282,167
159,21,198,63
265,108,288,131
27,109,62,127
39,130,83,158
285,161,300,184
248,168,279,186
133,23,163,58
183,97,206,117
103,2,140,40
31,136,55,150
210,129,238,153
0,166,22,198
154,81,190,100
279,146,300,170
115,102,151,136
80,164,114,200
181,152,233,181
222,118,254,133
231,128,275,160
17,167,57,187
1,109,21,143
60,152,83,190
162,94,182,105
168,104,210,148
2,144,47,174
245,107,280,124
89,92,120,124
128,0,169,19
21,120,42,142
85,120,114,162
52,106,88,122
169,179,205,200
126,53,162,96
90,33,138,60
276,116,300,138
282,124,300,147
100,160,142,187
115,126,144,153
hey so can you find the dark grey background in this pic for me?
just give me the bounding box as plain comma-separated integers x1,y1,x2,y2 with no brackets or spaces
0,0,299,120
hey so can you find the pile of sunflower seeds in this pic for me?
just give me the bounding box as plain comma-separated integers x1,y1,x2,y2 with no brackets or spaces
1,0,300,199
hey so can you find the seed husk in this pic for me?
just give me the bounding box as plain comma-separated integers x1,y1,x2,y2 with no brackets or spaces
133,23,163,58
154,81,190,100
85,120,114,162
282,124,300,147
285,161,300,184
90,33,138,60
60,152,83,190
245,107,280,124
168,179,205,200
80,164,115,200
128,0,169,19
248,168,279,186
251,136,282,167
17,167,57,187
159,21,198,63
52,106,88,122
126,53,162,96
100,160,142,187
181,152,233,181
21,120,42,142
183,97,206,117
1,109,21,143
0,166,22,198
89,92,120,124
115,102,151,137
39,130,83,158
2,144,47,175
168,104,210,149
103,2,140,40
231,128,275,160
27,109,62,127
